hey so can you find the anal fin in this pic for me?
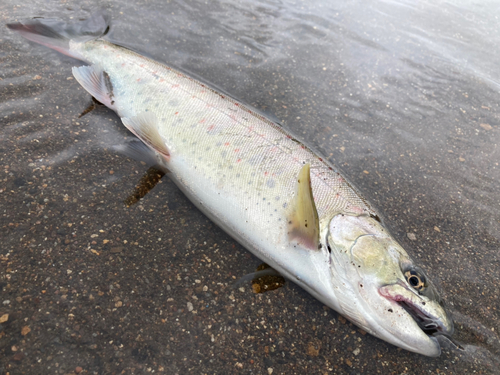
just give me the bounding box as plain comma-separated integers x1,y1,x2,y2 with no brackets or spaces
121,113,170,161
72,65,116,110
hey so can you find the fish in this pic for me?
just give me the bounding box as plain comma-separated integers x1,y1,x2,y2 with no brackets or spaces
7,12,454,356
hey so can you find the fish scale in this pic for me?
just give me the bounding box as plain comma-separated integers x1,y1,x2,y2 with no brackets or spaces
76,39,375,253
8,13,454,356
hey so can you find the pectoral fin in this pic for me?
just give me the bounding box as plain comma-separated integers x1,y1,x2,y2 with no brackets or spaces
288,163,320,250
121,113,170,161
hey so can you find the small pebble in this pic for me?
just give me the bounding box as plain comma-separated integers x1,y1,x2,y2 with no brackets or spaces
187,302,193,312
0,313,8,323
75,366,83,374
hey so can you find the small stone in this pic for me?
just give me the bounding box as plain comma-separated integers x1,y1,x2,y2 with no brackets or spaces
267,368,273,375
111,247,123,253
407,233,416,241
2,300,10,305
103,239,109,244
363,170,369,174
21,326,31,336
115,301,123,308
353,348,360,355
459,157,465,162
13,352,24,361
345,358,352,367
0,313,8,323
434,226,441,233
187,302,193,312
202,286,208,292
338,315,347,324
75,366,83,374
480,123,492,131
307,341,320,356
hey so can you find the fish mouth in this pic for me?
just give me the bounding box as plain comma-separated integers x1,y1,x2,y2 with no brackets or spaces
379,282,453,338
396,298,444,335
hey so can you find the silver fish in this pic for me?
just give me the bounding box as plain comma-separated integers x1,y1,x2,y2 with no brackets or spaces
7,13,453,356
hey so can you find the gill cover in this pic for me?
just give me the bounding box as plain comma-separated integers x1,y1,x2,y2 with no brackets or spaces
326,214,453,356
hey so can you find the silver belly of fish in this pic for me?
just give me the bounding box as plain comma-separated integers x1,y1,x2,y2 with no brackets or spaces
8,13,454,357
74,39,374,286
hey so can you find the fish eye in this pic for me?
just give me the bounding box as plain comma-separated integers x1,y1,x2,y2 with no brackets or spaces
404,269,426,291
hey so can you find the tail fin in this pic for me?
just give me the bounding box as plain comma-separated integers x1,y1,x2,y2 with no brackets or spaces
7,12,110,61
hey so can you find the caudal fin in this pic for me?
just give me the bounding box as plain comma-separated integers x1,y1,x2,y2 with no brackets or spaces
7,12,110,61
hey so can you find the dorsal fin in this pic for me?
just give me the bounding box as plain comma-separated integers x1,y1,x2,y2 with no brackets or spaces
121,113,170,161
288,163,320,250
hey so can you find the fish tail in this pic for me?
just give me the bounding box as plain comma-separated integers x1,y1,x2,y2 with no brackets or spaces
6,12,111,61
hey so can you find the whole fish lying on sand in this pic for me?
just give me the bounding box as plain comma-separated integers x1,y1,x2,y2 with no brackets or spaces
7,12,454,356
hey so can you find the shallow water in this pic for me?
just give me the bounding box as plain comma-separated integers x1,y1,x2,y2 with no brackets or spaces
1,0,499,373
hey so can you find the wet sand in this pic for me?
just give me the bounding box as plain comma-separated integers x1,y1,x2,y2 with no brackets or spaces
1,1,499,374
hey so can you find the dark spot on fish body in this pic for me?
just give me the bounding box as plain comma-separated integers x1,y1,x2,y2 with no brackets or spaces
103,71,114,100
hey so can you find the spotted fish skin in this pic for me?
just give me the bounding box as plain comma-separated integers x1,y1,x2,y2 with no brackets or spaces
8,14,456,357
75,38,375,268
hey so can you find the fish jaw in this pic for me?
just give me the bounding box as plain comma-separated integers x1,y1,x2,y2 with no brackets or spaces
379,282,454,338
8,13,454,355
325,214,452,356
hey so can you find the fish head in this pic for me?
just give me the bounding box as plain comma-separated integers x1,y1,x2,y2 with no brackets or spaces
325,214,453,356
